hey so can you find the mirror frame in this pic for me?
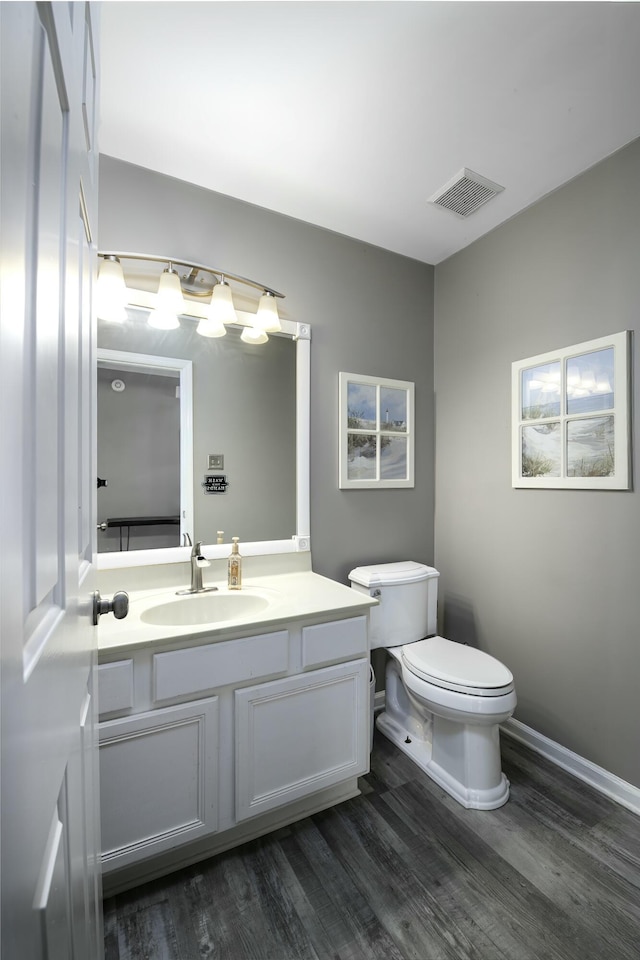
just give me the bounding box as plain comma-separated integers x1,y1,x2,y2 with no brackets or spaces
97,318,310,569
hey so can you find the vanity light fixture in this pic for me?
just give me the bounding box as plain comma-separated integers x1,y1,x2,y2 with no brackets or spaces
96,251,285,343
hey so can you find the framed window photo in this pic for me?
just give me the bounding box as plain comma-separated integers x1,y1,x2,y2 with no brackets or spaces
339,373,414,489
512,331,630,490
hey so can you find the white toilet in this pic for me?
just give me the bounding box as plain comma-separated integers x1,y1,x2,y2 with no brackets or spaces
349,561,516,810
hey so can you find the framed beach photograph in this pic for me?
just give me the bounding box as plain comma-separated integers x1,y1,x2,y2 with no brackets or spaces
512,331,630,489
339,372,415,489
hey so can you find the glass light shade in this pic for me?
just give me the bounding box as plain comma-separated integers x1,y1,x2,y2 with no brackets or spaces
208,280,237,326
240,325,269,345
197,316,226,338
96,257,127,323
157,268,185,312
149,267,184,330
255,291,281,332
148,308,180,330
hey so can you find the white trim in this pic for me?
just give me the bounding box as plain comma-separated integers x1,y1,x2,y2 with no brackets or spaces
501,718,640,815
373,691,640,814
97,537,306,570
296,335,311,540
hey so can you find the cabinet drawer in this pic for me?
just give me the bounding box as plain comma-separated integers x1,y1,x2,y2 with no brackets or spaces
301,616,368,669
153,630,289,702
98,660,134,717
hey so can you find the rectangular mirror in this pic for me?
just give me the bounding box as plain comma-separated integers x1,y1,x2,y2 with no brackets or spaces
97,311,310,567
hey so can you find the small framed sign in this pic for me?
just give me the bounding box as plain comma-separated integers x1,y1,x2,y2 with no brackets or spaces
202,474,229,494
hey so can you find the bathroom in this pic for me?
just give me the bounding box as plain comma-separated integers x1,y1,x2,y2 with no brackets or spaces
96,136,640,953
96,120,640,960
96,139,640,801
2,2,640,958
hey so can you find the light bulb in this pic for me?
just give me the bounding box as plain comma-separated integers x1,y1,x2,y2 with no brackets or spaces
241,325,269,345
96,257,127,323
255,291,281,332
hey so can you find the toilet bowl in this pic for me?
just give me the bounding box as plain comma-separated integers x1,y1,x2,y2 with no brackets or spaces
349,562,517,810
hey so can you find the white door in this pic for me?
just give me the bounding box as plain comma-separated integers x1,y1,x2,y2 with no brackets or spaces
1,3,103,957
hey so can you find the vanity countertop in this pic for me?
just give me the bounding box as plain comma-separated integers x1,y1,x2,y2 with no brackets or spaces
98,570,377,653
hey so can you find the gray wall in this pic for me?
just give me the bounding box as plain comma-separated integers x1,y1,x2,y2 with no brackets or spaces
434,138,640,788
99,156,435,584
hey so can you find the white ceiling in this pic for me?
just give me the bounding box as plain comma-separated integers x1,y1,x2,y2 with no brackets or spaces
99,1,640,265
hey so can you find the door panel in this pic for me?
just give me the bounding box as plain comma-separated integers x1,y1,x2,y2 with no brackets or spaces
34,805,73,960
0,4,102,957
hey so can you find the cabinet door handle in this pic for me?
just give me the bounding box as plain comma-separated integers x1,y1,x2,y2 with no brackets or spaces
92,590,129,626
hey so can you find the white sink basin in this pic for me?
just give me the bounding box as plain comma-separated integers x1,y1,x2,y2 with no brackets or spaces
140,590,271,627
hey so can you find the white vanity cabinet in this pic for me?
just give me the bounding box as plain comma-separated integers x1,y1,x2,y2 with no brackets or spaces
97,613,370,893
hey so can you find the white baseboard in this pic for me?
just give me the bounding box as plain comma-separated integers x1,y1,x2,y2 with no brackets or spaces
501,717,640,816
374,692,640,815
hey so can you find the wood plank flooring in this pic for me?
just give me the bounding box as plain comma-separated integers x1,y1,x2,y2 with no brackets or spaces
103,732,640,960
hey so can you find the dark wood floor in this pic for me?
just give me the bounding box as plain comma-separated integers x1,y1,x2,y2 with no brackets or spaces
103,731,640,960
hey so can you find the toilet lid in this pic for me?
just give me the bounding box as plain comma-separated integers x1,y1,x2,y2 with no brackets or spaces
349,561,438,587
402,636,514,694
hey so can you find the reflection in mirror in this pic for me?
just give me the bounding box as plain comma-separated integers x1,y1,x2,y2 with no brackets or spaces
97,309,303,563
97,351,193,552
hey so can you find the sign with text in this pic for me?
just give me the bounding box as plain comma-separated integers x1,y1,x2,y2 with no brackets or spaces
202,474,229,494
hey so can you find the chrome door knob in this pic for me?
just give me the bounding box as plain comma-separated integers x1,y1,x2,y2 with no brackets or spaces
92,590,129,625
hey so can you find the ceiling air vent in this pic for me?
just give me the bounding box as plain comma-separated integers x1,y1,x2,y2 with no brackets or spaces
428,168,504,218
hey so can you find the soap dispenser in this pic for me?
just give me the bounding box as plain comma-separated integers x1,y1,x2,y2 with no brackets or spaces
228,537,242,590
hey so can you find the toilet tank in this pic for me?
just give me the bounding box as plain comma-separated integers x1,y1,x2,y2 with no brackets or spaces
349,561,439,649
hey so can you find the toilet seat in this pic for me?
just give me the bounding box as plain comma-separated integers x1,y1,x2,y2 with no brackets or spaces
401,636,514,697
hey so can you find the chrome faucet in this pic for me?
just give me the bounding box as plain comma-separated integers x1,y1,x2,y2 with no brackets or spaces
176,541,218,595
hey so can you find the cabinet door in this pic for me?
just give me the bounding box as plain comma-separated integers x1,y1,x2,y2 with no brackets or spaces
235,659,369,822
99,698,218,871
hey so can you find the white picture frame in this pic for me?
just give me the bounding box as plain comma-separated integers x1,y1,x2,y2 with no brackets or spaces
339,372,415,489
512,331,631,489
